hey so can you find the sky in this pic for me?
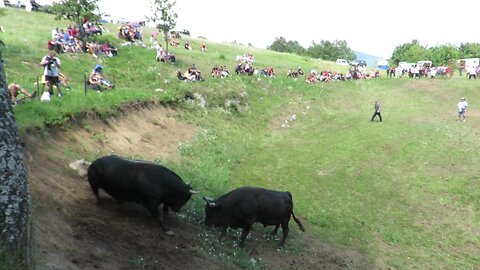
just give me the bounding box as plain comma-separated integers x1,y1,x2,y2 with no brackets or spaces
41,0,480,59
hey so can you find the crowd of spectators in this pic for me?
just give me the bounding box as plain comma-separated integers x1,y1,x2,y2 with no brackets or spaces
387,65,452,79
117,22,143,42
48,24,118,59
211,66,230,78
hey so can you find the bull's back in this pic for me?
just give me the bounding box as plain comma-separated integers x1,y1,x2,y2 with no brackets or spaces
254,189,293,224
222,187,292,225
88,155,150,202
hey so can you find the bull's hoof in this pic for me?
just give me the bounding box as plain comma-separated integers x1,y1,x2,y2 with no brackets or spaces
164,230,174,236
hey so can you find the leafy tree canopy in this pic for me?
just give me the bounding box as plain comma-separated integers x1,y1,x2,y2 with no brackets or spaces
306,40,356,61
51,0,100,25
268,37,306,55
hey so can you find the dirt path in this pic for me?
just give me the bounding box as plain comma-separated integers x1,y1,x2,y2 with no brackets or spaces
23,102,370,270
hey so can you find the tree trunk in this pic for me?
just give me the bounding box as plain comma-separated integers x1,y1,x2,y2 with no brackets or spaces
163,30,170,63
0,53,33,268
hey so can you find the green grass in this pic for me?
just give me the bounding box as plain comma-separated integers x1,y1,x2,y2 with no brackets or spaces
2,7,480,270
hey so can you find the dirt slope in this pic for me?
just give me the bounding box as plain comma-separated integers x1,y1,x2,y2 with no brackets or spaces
22,102,371,270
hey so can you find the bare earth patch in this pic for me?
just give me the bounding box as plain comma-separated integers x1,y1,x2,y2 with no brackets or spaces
22,102,371,269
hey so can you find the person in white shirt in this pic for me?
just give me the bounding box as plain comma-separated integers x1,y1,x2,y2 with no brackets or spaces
457,97,468,121
467,66,477,79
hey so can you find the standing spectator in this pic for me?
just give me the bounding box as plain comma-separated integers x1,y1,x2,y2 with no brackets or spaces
467,66,476,79
457,97,468,122
40,51,63,97
200,44,206,53
371,100,382,122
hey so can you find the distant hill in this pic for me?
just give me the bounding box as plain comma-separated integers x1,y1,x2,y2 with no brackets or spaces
355,51,386,67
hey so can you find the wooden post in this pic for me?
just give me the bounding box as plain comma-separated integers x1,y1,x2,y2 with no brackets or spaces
36,76,39,99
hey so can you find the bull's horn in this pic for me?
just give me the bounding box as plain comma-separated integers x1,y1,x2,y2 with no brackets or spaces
189,189,199,194
203,197,216,207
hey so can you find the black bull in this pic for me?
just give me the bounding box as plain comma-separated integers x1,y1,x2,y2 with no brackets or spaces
204,186,305,247
87,155,197,235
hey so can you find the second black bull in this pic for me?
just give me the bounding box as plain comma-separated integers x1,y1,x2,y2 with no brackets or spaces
204,186,305,247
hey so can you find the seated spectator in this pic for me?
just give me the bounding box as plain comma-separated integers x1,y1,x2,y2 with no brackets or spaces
59,73,71,90
177,65,203,81
184,42,192,50
67,24,78,39
86,42,100,58
155,44,176,63
306,73,317,83
101,42,118,57
183,70,196,81
88,64,113,91
188,64,203,81
8,83,36,105
150,32,158,44
155,43,164,61
261,67,276,77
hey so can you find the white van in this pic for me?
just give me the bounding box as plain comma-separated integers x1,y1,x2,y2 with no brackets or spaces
417,60,432,68
336,59,349,65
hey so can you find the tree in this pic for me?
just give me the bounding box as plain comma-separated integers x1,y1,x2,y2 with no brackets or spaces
50,0,100,38
268,37,306,55
458,43,480,59
147,0,178,61
0,38,32,269
427,44,459,66
389,40,428,65
306,40,355,61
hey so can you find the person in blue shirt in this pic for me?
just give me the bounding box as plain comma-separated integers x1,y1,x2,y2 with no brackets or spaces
88,64,113,91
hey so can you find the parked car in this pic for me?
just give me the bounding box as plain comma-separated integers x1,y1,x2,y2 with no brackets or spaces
179,29,190,36
336,59,349,65
350,59,367,67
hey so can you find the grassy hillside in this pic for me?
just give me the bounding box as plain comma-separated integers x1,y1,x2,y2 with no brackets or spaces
2,8,480,270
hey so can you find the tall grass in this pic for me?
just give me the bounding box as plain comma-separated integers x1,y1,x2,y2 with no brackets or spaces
2,7,480,269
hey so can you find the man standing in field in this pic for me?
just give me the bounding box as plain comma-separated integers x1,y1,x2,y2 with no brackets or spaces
371,100,382,122
458,97,468,122
40,51,63,98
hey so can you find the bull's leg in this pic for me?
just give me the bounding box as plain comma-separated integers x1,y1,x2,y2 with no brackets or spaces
89,184,101,205
272,224,280,235
239,225,251,248
219,227,227,242
279,222,289,247
143,200,174,236
163,204,169,215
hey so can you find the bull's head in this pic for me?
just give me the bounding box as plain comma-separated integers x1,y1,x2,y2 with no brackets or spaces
203,197,222,227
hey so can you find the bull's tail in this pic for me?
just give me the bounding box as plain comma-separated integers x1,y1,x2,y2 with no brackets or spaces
292,211,305,232
286,191,305,232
